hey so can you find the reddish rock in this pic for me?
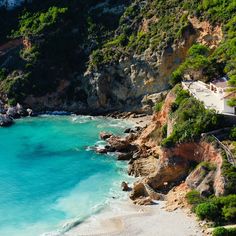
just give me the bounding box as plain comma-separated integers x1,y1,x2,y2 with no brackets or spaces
99,132,112,140
107,136,138,152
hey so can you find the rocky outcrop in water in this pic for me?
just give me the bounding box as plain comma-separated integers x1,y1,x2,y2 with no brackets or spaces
99,90,228,205
0,114,13,126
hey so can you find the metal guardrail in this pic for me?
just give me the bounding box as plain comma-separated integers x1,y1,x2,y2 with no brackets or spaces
203,134,236,167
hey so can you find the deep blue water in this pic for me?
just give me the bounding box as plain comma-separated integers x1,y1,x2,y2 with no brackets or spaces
0,116,132,236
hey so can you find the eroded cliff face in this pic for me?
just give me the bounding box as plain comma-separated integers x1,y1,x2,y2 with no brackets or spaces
19,14,222,113
128,90,226,203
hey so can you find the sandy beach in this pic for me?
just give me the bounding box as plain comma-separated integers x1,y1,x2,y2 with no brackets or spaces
65,199,203,236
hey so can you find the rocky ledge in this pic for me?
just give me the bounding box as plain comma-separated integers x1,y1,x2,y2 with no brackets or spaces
95,129,141,160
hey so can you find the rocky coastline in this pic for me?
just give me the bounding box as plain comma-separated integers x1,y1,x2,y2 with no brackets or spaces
85,89,235,235
1,90,233,235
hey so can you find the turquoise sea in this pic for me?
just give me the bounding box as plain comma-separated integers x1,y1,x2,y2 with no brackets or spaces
0,116,133,236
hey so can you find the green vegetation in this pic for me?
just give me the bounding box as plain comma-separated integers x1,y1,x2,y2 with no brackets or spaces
13,7,68,37
221,151,236,195
0,0,129,102
170,44,212,86
213,227,236,236
187,191,236,225
0,68,7,81
186,190,205,211
229,127,236,141
154,101,164,112
196,195,236,224
161,86,220,147
0,0,236,106
161,124,168,139
197,161,216,171
196,202,220,221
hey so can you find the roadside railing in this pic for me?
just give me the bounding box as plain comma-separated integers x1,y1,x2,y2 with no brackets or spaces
202,134,236,167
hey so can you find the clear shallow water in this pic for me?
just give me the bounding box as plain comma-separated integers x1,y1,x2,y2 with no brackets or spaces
0,116,133,236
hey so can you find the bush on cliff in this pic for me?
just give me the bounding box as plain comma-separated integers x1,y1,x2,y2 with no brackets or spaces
191,195,236,224
161,86,220,147
212,227,228,236
154,101,164,112
196,202,220,221
13,7,68,37
186,190,206,211
169,44,211,86
221,151,236,195
213,227,236,236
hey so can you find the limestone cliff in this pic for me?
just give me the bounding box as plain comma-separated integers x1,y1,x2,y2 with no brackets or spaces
0,0,225,114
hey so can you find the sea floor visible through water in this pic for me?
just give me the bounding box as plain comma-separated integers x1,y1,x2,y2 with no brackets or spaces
0,115,134,236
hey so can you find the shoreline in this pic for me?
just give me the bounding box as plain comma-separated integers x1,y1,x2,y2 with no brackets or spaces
65,199,203,236
1,113,204,235
66,113,203,236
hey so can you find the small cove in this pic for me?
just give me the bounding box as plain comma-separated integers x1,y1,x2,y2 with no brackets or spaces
0,115,133,236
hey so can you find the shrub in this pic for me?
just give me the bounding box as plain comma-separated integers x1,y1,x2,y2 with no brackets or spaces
161,124,168,138
198,161,216,171
192,195,236,223
228,228,236,235
0,68,6,81
162,87,220,147
154,101,164,112
13,7,68,37
213,227,236,236
186,190,205,209
221,152,236,195
229,127,236,141
212,227,228,236
169,69,182,87
196,202,220,221
188,44,210,57
222,207,236,222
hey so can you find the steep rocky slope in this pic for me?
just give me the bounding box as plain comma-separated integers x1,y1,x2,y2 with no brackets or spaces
1,0,235,115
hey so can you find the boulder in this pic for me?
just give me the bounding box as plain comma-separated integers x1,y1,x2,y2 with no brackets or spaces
27,108,34,116
186,164,216,197
129,182,148,200
6,104,27,118
95,148,108,154
107,136,138,152
121,181,130,191
6,107,18,118
146,156,190,191
124,128,132,133
99,132,113,140
133,196,153,205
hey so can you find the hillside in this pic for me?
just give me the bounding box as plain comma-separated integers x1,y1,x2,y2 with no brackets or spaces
1,1,236,234
0,0,235,115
